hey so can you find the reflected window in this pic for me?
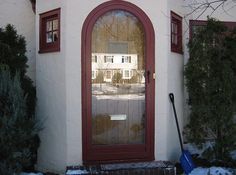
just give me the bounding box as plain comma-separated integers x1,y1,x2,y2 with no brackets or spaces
92,71,95,79
122,56,131,63
124,70,129,78
104,55,114,63
106,70,112,79
46,19,58,43
92,55,97,62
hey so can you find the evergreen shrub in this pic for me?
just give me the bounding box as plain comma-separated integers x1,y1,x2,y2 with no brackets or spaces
0,67,39,175
184,18,236,161
0,24,39,172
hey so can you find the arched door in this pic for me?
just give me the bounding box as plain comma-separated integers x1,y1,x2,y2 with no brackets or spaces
82,1,155,164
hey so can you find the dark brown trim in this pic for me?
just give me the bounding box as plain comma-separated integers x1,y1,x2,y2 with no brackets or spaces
170,11,183,54
82,0,155,164
39,8,61,53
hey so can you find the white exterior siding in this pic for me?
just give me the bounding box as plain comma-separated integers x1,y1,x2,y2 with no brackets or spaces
36,1,67,174
0,0,36,81
167,0,185,161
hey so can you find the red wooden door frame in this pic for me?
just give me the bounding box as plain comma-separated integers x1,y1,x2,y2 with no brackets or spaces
81,1,155,164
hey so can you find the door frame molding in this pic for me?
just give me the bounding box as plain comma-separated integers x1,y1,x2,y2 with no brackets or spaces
81,0,155,164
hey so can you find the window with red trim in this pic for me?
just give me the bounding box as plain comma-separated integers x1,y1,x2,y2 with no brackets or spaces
39,8,60,53
171,11,182,54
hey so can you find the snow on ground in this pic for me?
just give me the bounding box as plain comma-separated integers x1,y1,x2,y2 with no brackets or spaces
19,173,44,175
184,142,214,157
65,169,89,175
189,167,233,175
185,143,236,175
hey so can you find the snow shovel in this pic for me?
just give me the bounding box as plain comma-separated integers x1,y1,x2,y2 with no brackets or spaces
169,93,196,175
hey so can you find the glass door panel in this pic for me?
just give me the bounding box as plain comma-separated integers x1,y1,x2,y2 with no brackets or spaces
91,10,145,145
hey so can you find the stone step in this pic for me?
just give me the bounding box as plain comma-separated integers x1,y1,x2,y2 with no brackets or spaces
66,161,176,175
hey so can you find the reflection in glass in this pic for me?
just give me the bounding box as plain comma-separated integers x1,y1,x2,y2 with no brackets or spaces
53,19,58,30
46,32,53,43
91,10,145,145
46,19,58,43
171,22,178,45
46,21,52,31
53,31,58,42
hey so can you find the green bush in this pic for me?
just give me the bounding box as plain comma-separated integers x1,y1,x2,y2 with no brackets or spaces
184,18,236,161
0,24,39,172
0,24,36,118
0,67,40,175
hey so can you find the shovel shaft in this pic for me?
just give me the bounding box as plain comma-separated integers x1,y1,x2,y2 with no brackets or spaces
169,93,184,152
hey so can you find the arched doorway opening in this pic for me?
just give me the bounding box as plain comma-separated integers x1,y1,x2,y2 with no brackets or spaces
82,1,155,164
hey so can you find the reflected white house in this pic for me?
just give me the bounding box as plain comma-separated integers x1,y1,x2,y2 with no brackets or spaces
92,53,143,82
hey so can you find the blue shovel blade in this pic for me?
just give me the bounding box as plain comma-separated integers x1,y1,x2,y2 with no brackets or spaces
180,150,196,175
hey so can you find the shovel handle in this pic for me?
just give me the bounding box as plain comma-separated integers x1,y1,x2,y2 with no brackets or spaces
169,93,174,103
169,92,184,152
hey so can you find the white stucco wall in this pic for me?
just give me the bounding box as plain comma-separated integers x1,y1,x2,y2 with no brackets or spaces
166,0,185,161
0,0,36,81
36,1,67,174
36,0,199,173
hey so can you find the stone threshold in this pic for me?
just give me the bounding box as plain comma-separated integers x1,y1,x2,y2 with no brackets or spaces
66,161,176,175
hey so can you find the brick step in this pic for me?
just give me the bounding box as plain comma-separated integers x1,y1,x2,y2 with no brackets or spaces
66,161,176,175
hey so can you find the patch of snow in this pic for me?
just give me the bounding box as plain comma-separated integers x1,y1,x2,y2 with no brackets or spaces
184,143,202,155
184,142,215,157
65,169,89,175
189,167,233,175
19,173,44,175
185,142,236,160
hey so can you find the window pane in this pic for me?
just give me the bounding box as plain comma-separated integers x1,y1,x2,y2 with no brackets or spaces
46,21,53,31
106,70,112,79
91,10,145,145
53,19,58,30
171,21,178,45
124,70,129,78
53,31,58,42
46,32,53,43
172,22,177,34
174,35,178,45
